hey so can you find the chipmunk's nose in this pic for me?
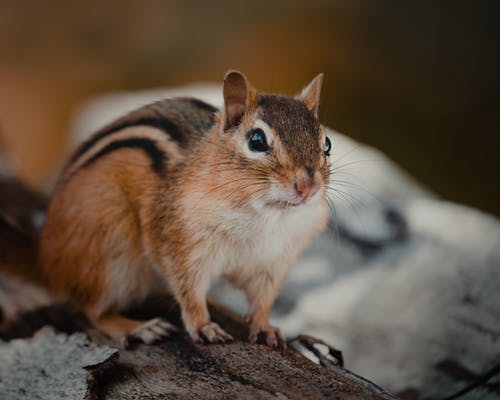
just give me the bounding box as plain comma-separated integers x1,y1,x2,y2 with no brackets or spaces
294,168,321,200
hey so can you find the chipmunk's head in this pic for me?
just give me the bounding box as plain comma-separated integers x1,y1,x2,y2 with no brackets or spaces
216,70,331,210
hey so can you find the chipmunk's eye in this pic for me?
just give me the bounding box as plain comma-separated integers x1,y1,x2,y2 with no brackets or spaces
247,128,269,152
324,136,332,156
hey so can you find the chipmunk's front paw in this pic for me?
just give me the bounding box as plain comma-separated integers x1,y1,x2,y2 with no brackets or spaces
190,322,233,344
249,324,286,349
127,318,178,345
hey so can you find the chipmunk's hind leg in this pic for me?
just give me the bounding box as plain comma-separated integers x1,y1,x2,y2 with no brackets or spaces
91,312,178,346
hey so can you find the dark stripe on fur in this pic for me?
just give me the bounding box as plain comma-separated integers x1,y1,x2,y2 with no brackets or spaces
70,117,184,165
81,138,166,175
189,98,219,113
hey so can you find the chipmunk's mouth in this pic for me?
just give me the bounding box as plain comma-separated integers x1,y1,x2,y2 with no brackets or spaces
266,198,307,209
265,180,322,209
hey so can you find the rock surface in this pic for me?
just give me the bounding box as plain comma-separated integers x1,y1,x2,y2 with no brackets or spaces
0,280,397,400
0,328,117,400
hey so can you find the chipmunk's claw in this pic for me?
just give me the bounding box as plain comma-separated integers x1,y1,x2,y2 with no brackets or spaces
249,325,286,349
122,318,178,348
191,322,233,344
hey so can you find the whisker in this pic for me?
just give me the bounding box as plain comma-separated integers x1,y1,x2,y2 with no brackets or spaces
330,144,364,166
324,194,340,244
328,180,381,204
326,188,367,234
327,186,367,210
203,181,269,213
190,177,268,212
330,158,384,173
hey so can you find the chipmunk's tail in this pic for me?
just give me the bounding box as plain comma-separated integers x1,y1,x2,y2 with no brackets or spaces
0,136,55,335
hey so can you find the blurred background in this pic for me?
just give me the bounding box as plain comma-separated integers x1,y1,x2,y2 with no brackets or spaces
0,0,499,216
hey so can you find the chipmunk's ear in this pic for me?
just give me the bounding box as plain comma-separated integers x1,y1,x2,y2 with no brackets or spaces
223,70,257,130
299,73,323,118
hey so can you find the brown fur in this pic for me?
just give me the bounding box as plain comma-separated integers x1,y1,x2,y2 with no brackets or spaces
39,71,330,345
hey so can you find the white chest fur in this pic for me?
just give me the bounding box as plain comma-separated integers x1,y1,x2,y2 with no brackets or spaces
187,201,326,288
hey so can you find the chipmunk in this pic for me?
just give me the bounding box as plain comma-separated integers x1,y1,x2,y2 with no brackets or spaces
38,71,331,347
